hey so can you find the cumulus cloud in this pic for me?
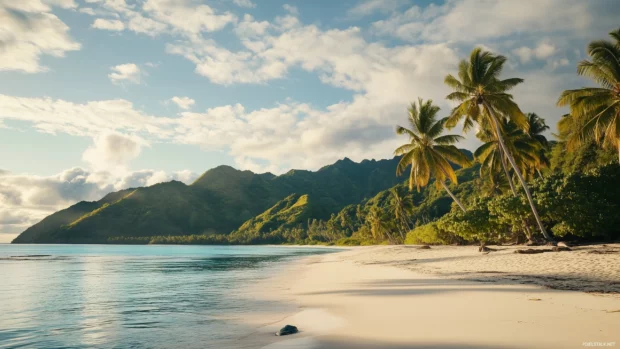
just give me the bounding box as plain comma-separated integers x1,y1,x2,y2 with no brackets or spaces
170,96,195,110
142,0,237,35
92,18,125,31
0,0,81,73
282,4,298,15
0,94,160,137
234,14,271,39
108,63,142,84
371,0,613,43
82,132,146,173
513,42,557,63
85,0,236,37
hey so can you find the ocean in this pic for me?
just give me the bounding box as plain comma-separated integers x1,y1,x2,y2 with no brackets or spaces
0,244,335,348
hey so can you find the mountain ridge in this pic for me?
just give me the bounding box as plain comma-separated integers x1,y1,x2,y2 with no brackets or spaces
13,155,418,243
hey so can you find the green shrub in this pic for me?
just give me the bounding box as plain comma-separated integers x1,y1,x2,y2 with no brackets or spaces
405,222,465,245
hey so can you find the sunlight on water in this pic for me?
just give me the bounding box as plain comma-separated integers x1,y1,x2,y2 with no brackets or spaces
0,245,334,349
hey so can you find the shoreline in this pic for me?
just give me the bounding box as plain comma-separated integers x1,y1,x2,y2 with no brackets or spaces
231,245,620,349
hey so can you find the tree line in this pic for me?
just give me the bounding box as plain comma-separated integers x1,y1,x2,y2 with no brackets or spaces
107,28,620,246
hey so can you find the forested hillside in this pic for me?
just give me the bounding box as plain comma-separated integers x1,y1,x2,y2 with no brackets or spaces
12,156,407,243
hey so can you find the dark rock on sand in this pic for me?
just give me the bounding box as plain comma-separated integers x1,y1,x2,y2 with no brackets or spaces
276,325,298,336
417,245,431,249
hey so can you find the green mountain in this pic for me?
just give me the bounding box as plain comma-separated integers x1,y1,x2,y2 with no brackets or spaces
229,194,316,243
13,156,410,243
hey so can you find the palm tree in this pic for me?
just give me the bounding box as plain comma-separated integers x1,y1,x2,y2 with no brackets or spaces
444,48,554,242
366,207,395,243
557,28,620,163
475,119,542,243
394,98,472,212
389,186,415,240
525,113,551,178
475,119,541,187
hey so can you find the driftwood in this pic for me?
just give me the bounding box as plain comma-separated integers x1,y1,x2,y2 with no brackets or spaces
588,249,618,254
515,247,571,254
515,249,549,254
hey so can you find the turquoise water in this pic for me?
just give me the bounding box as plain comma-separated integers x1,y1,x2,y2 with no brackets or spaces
0,244,334,349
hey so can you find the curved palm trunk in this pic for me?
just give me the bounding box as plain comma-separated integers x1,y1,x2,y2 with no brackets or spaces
440,181,466,212
483,101,554,243
499,148,533,242
499,150,517,195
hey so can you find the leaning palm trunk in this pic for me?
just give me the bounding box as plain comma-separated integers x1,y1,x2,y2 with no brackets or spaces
498,147,534,242
484,102,554,243
499,150,517,195
440,181,466,212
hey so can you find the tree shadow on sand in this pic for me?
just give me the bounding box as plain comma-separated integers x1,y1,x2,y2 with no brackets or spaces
301,278,549,297
310,337,520,349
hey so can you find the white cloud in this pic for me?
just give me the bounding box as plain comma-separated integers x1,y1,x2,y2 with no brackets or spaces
234,14,271,38
143,0,237,35
233,0,256,9
0,94,156,137
170,96,195,110
108,63,142,84
79,7,96,15
82,132,146,173
282,4,298,15
551,58,570,70
347,0,407,17
126,13,168,36
86,0,236,37
0,0,81,73
513,42,557,63
371,0,608,43
92,18,125,31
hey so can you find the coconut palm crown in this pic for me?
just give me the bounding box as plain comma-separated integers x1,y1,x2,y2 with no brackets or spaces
557,28,620,163
394,98,472,211
475,120,542,184
444,48,527,132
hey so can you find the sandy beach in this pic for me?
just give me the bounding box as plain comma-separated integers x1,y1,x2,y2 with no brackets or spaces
230,244,620,349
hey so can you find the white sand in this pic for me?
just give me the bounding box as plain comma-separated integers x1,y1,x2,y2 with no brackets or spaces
229,245,620,349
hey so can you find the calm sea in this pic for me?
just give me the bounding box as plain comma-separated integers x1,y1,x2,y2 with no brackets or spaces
0,244,335,349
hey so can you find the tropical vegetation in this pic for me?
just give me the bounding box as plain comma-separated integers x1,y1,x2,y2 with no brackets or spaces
13,27,620,247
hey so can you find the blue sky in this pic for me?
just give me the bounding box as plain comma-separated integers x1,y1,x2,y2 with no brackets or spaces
1,0,619,241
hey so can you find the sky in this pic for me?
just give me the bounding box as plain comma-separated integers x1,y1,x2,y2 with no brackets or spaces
1,0,619,242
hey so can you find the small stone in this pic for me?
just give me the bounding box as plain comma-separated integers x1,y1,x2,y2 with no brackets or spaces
557,241,570,248
552,246,571,252
276,325,298,336
417,245,431,249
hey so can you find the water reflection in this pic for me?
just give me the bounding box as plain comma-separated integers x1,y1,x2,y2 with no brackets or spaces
0,245,334,349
